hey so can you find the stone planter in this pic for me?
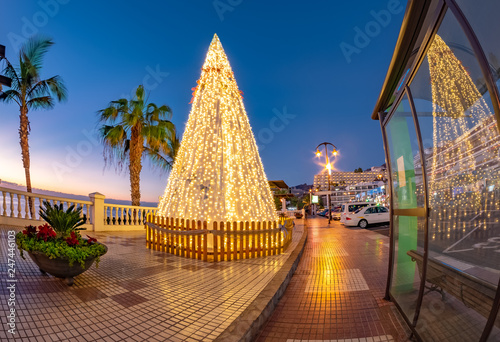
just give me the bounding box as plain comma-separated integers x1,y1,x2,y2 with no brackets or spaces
27,243,107,286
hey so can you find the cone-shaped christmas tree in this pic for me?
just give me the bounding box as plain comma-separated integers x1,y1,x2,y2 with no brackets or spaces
157,34,277,223
427,35,497,208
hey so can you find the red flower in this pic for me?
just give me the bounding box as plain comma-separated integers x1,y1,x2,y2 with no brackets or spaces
86,235,97,244
36,224,56,241
66,231,79,246
23,225,37,237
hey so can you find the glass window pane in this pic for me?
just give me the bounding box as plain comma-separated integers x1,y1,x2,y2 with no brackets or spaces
385,92,426,322
454,0,500,97
389,215,425,322
410,9,500,341
386,95,426,209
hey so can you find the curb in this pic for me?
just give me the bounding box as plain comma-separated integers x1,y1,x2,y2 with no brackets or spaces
214,220,309,342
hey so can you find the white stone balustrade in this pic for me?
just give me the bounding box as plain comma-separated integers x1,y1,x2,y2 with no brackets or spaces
0,186,157,231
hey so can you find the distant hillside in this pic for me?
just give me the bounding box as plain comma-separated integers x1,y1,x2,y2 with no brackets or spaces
0,180,158,207
291,183,312,190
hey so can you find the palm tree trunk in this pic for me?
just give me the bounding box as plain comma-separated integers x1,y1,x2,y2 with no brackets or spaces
19,106,34,218
129,124,144,207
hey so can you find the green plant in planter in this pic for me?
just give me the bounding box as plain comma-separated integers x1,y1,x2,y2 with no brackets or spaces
16,201,107,268
39,200,86,238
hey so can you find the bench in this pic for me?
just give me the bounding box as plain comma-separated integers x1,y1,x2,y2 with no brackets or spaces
407,249,497,323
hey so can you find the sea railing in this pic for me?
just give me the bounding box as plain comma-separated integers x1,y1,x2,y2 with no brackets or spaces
0,187,92,223
0,186,156,231
145,215,294,262
104,203,157,226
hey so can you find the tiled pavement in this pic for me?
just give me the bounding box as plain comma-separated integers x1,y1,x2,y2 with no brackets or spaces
0,223,304,341
256,218,411,342
1,218,410,342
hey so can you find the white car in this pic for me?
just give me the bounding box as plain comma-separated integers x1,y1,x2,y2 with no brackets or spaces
339,202,375,224
343,206,389,228
332,207,342,220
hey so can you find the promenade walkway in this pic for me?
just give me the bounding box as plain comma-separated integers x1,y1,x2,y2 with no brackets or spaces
0,223,304,341
256,217,410,342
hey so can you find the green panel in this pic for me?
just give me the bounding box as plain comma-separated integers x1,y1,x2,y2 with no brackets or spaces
388,109,418,293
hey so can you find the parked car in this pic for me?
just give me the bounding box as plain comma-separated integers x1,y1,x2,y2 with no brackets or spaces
317,209,328,216
339,202,375,224
343,205,389,228
332,207,342,220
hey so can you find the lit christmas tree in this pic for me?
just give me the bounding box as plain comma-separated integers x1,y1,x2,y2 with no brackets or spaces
157,34,277,223
427,35,498,208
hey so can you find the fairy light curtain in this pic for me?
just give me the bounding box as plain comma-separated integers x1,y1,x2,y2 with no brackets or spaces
157,34,277,223
427,35,498,208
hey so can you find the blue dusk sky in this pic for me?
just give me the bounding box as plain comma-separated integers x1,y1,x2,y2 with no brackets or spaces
0,0,406,203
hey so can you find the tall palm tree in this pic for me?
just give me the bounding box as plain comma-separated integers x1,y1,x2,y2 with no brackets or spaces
98,85,176,206
0,36,67,217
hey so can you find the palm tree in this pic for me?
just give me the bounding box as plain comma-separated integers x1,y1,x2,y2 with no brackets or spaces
98,85,176,206
0,36,67,217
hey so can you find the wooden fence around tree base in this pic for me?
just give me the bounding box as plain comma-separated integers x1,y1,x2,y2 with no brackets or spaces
145,215,294,262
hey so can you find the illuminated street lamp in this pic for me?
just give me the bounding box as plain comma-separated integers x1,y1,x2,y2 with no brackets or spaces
315,142,339,224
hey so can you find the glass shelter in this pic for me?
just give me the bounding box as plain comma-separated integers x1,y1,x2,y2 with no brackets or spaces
372,0,500,340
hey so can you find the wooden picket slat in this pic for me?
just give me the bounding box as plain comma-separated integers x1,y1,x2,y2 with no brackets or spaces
191,220,197,259
145,215,291,262
174,218,179,256
232,222,237,260
267,221,272,256
181,218,186,258
245,221,250,259
251,221,256,258
203,221,208,261
219,221,224,261
273,222,280,255
169,217,175,254
213,221,218,262
197,221,202,260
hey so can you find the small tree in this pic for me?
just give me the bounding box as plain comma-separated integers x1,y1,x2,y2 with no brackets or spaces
98,85,176,206
0,36,67,216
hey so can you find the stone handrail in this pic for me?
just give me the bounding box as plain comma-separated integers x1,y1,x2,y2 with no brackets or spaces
0,186,156,231
0,186,92,223
104,203,157,227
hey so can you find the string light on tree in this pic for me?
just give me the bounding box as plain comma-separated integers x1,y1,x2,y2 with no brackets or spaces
157,34,277,223
427,35,499,210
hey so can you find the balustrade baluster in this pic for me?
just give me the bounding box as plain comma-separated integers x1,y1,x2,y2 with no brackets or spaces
16,194,21,218
9,193,14,217
37,198,42,220
1,191,6,217
24,195,29,219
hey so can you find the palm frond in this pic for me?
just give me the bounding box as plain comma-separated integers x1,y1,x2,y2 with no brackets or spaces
26,95,54,110
21,36,54,78
39,200,85,238
142,145,174,171
135,85,145,102
1,58,21,91
98,98,128,123
99,125,129,171
28,76,67,102
146,103,172,122
0,89,21,106
99,124,127,147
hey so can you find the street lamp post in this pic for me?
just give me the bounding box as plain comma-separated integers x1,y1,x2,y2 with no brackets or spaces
315,142,339,224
